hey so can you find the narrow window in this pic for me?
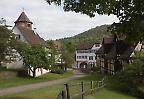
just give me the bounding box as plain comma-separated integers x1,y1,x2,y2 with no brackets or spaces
16,34,20,40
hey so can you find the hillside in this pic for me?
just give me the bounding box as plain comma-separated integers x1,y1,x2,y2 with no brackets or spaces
57,25,112,46
53,24,112,66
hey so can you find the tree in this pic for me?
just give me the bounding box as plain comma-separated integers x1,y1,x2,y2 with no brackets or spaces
113,59,144,98
16,42,49,77
60,41,75,70
47,40,57,71
0,26,15,65
61,50,74,71
109,51,144,98
46,0,144,42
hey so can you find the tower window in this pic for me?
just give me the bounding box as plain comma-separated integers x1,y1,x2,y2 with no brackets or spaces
27,24,31,27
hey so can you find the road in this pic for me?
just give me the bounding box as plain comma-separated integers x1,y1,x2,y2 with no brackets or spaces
0,69,85,96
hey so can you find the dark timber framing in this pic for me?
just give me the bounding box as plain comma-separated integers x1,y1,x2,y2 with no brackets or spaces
96,34,135,75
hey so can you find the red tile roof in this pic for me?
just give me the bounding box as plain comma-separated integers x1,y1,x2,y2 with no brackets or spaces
76,43,99,50
18,26,46,45
15,12,32,24
96,35,135,59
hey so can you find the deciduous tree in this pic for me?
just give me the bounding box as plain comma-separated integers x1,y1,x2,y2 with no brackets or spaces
16,43,49,77
0,26,15,65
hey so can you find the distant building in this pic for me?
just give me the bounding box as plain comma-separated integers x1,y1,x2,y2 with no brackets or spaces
75,43,101,70
96,34,138,75
7,12,49,77
13,12,45,45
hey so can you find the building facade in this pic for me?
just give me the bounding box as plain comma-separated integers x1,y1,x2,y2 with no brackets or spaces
10,12,49,77
75,43,101,70
96,35,138,75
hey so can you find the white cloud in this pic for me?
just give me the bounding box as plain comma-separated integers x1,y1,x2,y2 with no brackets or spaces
0,0,119,40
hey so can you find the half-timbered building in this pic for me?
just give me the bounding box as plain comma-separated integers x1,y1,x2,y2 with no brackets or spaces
96,35,136,74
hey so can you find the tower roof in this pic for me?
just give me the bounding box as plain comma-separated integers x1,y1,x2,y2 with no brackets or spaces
14,12,32,24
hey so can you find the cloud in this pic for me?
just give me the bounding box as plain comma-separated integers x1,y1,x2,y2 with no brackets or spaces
0,0,119,40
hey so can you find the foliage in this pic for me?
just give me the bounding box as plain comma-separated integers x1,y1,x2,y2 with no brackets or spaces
47,40,57,70
47,40,73,72
60,42,75,68
16,42,49,77
56,25,111,68
0,26,15,65
107,57,144,98
46,0,144,42
58,25,111,46
51,68,65,74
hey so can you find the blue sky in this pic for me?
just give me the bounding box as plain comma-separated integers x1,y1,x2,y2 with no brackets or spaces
0,0,119,40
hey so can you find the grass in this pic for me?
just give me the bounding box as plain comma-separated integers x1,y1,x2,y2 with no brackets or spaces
82,88,137,99
0,86,137,99
0,70,73,88
77,72,104,81
0,84,63,99
0,71,138,99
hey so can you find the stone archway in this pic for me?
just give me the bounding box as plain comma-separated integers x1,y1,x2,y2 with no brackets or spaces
79,62,88,72
79,62,88,69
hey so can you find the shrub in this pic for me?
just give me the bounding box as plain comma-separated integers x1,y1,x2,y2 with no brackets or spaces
107,59,144,98
51,69,65,74
17,69,29,77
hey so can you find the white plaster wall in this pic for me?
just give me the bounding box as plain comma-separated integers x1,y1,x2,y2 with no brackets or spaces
91,44,102,50
75,44,101,69
28,67,50,77
12,26,28,43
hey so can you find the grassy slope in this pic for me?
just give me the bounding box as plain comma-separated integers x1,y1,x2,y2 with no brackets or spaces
0,72,137,99
0,70,73,88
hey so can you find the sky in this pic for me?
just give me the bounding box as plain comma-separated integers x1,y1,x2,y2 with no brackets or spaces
0,0,119,40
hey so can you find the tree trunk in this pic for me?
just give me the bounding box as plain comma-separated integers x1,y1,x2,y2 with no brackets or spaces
32,68,36,78
64,65,67,71
0,60,1,66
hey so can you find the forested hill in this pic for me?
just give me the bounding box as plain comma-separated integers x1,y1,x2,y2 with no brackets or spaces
53,25,112,65
57,25,112,46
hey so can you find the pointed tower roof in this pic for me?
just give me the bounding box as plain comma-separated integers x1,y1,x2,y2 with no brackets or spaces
14,12,33,24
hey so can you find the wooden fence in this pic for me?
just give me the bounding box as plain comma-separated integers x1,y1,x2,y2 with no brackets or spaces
56,78,106,99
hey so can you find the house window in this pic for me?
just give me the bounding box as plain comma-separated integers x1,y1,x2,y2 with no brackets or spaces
15,34,20,40
82,56,85,59
89,56,93,60
95,44,100,47
85,56,87,59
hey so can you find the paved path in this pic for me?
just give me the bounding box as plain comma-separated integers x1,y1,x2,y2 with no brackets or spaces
0,70,86,96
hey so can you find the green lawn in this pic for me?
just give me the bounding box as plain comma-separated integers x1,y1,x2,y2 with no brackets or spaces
0,84,63,99
0,72,138,99
0,70,73,88
83,88,137,99
0,86,137,99
77,72,104,81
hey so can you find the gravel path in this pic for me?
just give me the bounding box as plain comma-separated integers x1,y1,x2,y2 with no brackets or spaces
0,70,85,96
